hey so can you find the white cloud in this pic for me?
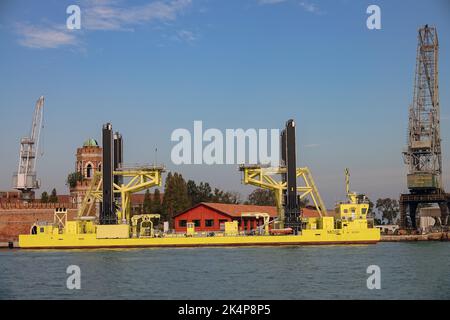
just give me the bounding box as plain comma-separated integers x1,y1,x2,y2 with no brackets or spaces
258,0,287,4
258,0,322,14
15,0,193,49
83,0,192,31
299,1,320,14
175,29,197,43
16,23,78,49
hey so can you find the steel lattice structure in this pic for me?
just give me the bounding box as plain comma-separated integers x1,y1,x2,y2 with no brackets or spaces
400,26,450,230
13,96,45,200
403,25,442,190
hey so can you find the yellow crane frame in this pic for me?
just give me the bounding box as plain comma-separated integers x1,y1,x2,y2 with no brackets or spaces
240,165,327,227
78,167,165,225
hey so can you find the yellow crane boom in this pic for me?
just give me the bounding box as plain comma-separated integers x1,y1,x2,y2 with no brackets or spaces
78,166,165,224
240,165,327,227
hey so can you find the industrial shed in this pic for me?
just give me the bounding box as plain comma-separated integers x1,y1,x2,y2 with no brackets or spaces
173,202,321,233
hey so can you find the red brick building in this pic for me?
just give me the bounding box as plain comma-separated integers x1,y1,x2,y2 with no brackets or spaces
173,202,321,233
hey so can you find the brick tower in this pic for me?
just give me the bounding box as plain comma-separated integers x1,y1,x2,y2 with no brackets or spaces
70,139,102,208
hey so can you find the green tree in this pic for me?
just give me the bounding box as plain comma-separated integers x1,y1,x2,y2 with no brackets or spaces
48,188,58,203
152,188,162,215
187,180,213,205
186,179,243,205
209,188,240,204
161,172,173,222
211,188,223,203
374,217,383,225
41,191,49,203
198,182,213,202
66,172,83,188
368,198,374,215
222,191,241,204
247,189,276,206
364,197,381,224
187,180,198,205
143,189,153,213
162,172,190,227
173,173,190,211
376,198,399,224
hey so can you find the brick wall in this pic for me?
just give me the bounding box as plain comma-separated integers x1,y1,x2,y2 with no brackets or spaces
0,208,78,242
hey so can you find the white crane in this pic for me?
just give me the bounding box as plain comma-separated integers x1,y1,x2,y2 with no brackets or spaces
13,96,45,200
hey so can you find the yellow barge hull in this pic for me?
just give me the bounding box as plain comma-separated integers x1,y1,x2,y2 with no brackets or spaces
18,229,380,249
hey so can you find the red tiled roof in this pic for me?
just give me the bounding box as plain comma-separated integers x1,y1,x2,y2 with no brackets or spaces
174,202,322,219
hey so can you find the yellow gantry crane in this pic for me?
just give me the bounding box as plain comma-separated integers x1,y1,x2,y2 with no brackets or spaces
78,166,165,225
239,164,327,228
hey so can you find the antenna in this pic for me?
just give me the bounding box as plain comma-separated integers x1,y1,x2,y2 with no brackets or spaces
345,168,350,196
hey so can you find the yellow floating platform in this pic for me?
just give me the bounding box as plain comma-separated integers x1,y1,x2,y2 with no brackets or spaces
18,228,380,249
19,191,380,249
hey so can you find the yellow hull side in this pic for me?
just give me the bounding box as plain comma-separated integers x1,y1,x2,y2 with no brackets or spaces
19,228,380,249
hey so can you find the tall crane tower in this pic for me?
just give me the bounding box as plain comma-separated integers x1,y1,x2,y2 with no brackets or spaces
404,25,441,190
400,26,449,229
12,96,45,201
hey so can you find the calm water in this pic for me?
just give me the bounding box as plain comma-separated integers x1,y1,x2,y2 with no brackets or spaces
0,242,449,300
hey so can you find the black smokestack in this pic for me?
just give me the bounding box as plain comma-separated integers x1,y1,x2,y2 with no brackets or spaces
282,119,301,233
100,123,117,225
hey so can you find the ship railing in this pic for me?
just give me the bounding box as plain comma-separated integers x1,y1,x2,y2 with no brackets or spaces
163,231,256,238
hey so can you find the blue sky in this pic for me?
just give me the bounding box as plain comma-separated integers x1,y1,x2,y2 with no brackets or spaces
0,0,449,207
